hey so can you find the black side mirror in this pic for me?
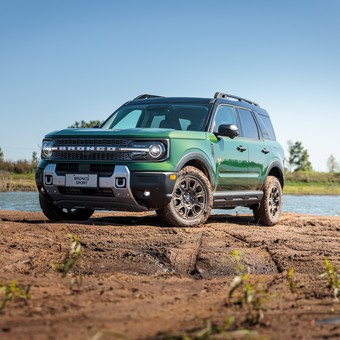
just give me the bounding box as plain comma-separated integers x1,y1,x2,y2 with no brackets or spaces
217,124,239,139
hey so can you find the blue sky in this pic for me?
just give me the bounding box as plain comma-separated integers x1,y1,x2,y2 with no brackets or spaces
0,0,339,171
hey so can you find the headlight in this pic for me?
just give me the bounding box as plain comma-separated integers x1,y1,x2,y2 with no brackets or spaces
41,141,53,159
149,143,166,158
128,141,167,160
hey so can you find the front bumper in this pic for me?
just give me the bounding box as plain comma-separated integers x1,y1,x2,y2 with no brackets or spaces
35,164,177,211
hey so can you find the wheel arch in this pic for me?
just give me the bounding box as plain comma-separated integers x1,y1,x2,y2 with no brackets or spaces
175,152,215,186
266,161,285,188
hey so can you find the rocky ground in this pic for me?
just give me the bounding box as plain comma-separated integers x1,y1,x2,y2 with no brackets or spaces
0,210,339,339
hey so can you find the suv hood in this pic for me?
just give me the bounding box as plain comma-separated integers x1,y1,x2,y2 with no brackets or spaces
45,128,207,140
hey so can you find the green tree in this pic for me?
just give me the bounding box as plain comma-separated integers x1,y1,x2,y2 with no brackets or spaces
0,148,3,162
327,154,339,173
68,120,101,128
287,140,312,172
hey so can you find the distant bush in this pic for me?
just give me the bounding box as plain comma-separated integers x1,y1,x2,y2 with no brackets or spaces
0,160,36,174
285,171,340,183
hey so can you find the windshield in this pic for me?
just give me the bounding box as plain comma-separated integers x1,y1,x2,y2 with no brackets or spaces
101,103,211,131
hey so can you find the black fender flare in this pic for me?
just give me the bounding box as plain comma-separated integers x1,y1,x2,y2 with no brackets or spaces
175,152,216,186
265,160,285,188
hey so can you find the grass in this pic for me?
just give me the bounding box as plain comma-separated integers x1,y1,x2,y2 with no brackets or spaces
320,259,340,301
227,250,269,325
52,233,83,290
10,173,36,191
284,171,340,195
0,172,36,192
284,181,340,195
0,280,30,311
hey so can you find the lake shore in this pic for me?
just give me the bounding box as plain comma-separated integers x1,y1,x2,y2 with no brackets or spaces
2,170,340,194
2,178,340,195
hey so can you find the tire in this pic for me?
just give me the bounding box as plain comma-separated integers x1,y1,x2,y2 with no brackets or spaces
39,194,94,222
156,166,213,227
253,175,282,226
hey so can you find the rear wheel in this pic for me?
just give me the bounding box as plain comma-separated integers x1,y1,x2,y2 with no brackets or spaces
157,166,213,227
39,194,94,222
253,175,282,226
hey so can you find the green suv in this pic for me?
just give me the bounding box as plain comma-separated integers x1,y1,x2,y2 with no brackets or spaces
35,92,284,227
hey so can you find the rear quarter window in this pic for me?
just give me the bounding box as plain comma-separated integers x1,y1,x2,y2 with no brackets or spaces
256,113,276,140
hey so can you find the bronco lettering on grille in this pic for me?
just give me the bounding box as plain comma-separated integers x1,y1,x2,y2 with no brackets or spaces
52,146,119,152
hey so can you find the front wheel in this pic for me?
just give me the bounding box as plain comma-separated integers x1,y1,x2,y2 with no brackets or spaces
253,175,282,226
157,166,213,227
39,194,94,222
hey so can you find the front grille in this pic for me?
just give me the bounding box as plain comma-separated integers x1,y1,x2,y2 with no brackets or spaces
52,151,129,161
51,138,133,161
56,163,115,176
54,139,132,146
58,187,115,197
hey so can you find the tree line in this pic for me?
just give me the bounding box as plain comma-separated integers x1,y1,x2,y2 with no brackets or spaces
0,148,39,174
287,140,339,173
0,120,101,174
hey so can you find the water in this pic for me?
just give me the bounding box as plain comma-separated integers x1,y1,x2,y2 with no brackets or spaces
0,192,339,216
0,192,41,212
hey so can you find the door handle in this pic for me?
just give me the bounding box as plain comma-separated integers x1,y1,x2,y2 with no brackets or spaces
261,148,270,154
237,145,247,152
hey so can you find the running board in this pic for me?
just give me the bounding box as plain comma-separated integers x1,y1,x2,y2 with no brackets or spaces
213,190,263,208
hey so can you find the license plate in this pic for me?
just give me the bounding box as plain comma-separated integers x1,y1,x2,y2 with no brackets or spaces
65,174,98,188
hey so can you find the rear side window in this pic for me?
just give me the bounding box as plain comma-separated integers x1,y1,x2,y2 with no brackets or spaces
236,108,259,139
256,114,276,140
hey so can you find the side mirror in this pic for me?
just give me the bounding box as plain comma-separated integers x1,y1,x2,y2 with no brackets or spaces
217,124,239,139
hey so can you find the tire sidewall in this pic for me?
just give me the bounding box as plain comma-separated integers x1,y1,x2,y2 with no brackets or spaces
165,166,213,227
261,176,282,226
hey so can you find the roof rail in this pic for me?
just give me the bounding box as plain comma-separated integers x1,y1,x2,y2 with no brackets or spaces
214,92,259,107
133,94,163,100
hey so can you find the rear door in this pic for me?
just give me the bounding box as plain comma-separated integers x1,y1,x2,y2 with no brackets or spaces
235,108,267,190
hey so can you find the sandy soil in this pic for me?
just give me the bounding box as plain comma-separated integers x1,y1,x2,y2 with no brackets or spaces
0,210,340,339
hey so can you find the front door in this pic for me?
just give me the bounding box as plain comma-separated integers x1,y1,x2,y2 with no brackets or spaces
212,105,249,191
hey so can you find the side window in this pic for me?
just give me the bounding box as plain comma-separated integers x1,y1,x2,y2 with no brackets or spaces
213,105,237,133
236,108,259,139
179,118,190,130
150,115,165,128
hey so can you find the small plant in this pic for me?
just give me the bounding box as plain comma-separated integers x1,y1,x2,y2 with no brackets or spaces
0,280,30,311
320,258,340,301
227,250,269,325
52,233,83,290
169,317,259,340
286,267,301,294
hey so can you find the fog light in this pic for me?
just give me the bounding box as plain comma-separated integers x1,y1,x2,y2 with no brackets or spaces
144,191,150,197
170,174,177,181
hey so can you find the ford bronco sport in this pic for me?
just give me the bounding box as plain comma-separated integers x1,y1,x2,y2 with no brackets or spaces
35,92,284,227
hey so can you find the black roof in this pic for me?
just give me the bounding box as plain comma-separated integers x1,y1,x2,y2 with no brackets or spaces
127,92,269,116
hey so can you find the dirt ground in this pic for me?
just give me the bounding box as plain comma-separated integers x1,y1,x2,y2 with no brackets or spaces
0,210,340,340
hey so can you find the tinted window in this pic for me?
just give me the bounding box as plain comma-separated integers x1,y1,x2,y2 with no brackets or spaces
101,103,210,131
257,114,276,140
213,105,237,133
236,108,259,139
112,109,142,129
